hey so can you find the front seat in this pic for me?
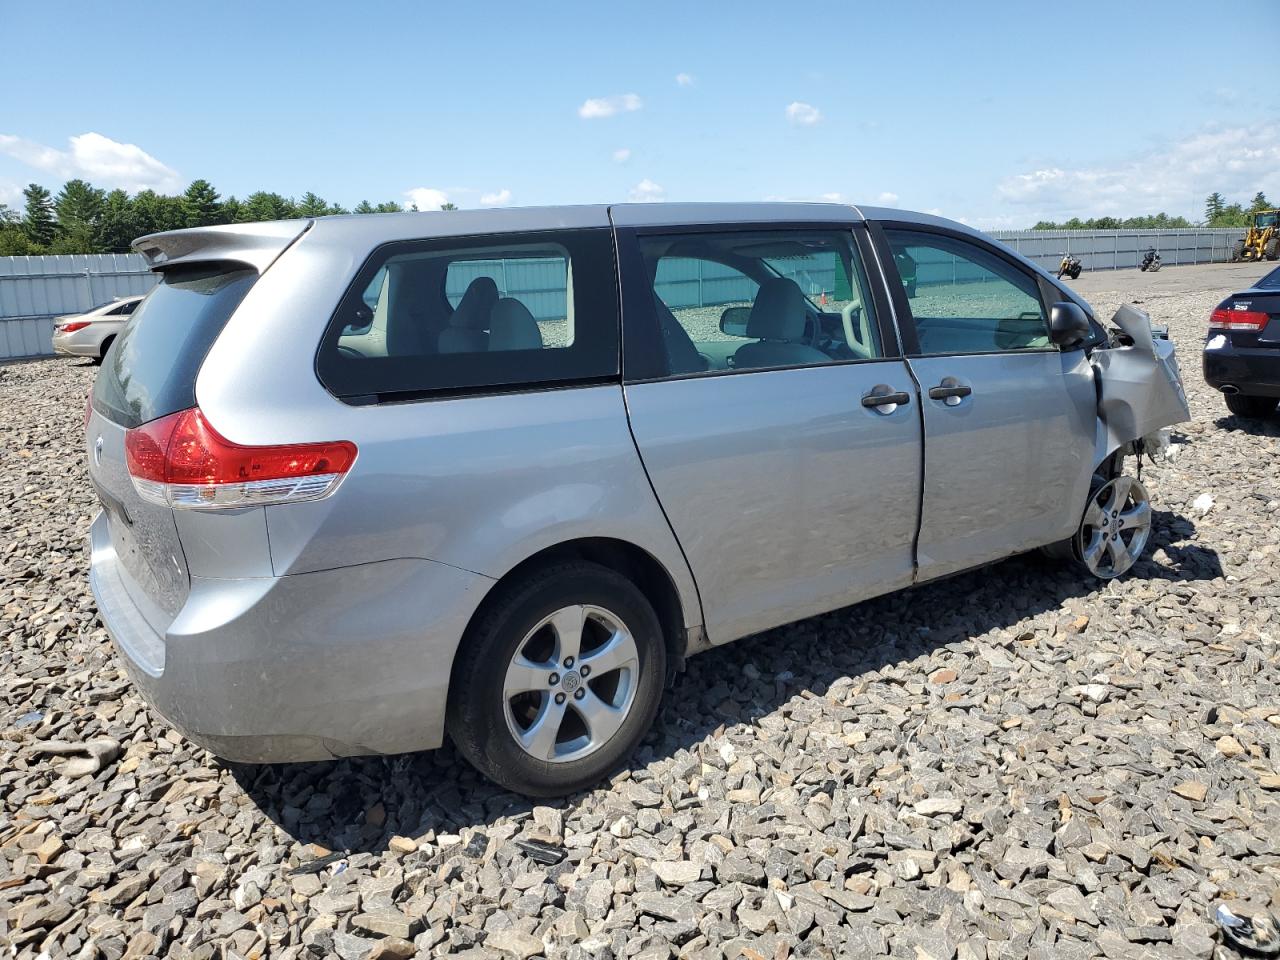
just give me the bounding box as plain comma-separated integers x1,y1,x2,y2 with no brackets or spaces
732,278,828,369
489,298,544,351
439,276,499,353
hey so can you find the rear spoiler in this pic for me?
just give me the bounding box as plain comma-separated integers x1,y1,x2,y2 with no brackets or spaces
132,220,312,273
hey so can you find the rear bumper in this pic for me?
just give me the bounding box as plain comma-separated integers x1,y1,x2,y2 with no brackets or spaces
52,328,106,357
1203,345,1280,398
89,511,494,762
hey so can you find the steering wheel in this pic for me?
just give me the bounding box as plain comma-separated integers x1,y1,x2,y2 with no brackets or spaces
337,344,365,361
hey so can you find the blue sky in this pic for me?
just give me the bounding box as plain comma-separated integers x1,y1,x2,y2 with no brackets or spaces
2,0,1277,227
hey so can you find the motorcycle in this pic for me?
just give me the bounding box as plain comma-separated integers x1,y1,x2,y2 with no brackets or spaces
1140,249,1162,272
1057,253,1082,280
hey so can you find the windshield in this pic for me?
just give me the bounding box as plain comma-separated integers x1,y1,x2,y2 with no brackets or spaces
1256,212,1278,228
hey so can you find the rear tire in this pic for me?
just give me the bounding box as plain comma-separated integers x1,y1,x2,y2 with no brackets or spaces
1265,238,1279,262
1225,393,1278,418
1069,266,1082,280
447,562,667,797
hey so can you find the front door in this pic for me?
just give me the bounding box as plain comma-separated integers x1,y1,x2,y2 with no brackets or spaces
616,222,923,644
877,226,1098,581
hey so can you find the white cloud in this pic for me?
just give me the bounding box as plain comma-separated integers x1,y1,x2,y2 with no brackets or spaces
996,121,1280,221
479,188,512,206
0,180,22,209
675,73,694,87
630,178,665,202
578,93,643,120
875,191,899,206
613,148,632,163
0,131,181,192
819,192,845,203
786,102,822,126
404,187,451,211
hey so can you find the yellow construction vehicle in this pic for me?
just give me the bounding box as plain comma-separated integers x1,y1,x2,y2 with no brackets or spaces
1231,210,1280,262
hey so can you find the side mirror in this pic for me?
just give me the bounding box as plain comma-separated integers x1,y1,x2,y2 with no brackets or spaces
1048,301,1090,349
719,306,751,337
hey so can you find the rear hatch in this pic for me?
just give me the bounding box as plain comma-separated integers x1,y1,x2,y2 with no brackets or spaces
88,264,260,632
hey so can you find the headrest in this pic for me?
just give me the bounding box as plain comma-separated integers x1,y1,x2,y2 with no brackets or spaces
746,278,807,341
449,276,499,329
489,298,543,351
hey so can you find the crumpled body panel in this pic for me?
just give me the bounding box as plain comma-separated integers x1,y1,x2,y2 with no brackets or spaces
1093,304,1191,461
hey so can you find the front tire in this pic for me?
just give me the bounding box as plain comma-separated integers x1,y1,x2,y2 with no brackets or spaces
93,335,116,366
1232,240,1246,263
447,562,667,796
1225,393,1278,418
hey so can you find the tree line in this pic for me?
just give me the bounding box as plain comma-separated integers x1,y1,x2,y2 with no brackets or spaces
0,178,457,256
3,178,1274,255
1032,192,1272,231
1203,191,1273,228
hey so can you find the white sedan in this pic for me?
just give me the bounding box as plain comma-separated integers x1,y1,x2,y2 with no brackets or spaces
51,295,144,363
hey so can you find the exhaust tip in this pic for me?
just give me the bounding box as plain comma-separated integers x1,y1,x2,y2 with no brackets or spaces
1221,384,1241,395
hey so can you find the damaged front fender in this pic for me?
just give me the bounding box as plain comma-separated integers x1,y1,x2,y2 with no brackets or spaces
1092,304,1191,464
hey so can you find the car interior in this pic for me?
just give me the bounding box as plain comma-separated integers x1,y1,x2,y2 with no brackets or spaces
337,247,571,360
640,233,878,376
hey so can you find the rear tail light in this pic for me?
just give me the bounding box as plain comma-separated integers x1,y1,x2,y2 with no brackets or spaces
1210,307,1269,331
124,407,357,509
58,321,91,333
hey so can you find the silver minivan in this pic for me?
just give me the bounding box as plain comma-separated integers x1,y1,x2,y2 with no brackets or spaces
87,204,1189,795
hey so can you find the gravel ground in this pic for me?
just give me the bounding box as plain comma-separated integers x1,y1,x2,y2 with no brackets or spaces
2,261,1279,959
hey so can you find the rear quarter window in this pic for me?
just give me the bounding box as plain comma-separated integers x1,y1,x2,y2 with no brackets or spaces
92,264,256,428
315,228,618,401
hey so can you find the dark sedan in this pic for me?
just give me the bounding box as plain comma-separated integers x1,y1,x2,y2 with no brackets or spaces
1204,264,1280,418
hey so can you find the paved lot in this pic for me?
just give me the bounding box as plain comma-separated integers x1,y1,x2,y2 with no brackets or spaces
1,261,1278,959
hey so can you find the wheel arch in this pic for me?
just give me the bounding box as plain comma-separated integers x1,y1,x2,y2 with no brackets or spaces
456,537,700,687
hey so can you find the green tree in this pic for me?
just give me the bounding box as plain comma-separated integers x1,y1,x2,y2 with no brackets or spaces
1205,192,1226,224
238,191,298,222
52,179,106,253
0,204,30,255
22,183,56,247
439,202,457,211
221,196,243,223
132,189,186,235
353,200,376,214
97,189,141,253
182,179,223,227
296,191,330,217
1250,191,1271,213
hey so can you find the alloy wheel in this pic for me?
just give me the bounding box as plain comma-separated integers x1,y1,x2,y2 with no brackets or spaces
1077,476,1152,579
502,604,640,763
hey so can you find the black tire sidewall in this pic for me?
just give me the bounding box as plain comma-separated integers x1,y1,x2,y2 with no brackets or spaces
447,563,666,796
1226,394,1277,418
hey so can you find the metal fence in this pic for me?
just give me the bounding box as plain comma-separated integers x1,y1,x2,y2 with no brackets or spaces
0,227,1251,361
0,254,157,361
988,227,1245,273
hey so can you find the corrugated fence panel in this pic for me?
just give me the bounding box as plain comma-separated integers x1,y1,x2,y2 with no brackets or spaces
0,229,1253,360
989,228,1246,272
0,253,158,360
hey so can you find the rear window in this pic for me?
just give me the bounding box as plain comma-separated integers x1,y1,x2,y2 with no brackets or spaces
92,264,256,428
316,228,618,401
1257,266,1280,290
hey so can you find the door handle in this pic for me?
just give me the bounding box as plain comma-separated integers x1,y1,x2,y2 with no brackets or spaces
861,388,911,410
927,382,972,405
